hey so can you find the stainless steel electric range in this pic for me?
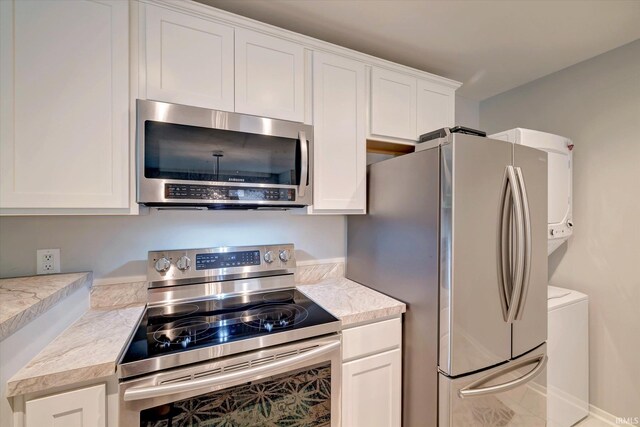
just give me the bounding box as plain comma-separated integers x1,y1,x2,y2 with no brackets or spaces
118,244,341,427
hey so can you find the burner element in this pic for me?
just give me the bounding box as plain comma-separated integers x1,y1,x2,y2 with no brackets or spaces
153,318,216,350
241,304,309,332
160,303,200,319
262,291,295,303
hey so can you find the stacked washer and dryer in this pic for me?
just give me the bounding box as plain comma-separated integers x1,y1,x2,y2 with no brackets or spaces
490,128,589,426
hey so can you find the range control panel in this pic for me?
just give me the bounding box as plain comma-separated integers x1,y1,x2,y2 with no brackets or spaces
147,244,296,286
165,184,295,202
195,250,261,270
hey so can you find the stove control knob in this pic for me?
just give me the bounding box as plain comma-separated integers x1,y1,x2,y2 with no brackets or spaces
176,256,191,271
279,249,291,262
154,257,171,273
264,250,275,264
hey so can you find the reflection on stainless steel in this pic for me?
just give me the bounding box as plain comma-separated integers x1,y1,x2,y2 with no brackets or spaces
347,130,548,426
118,243,341,426
136,99,313,208
124,339,340,402
119,321,339,378
119,334,342,426
147,244,296,289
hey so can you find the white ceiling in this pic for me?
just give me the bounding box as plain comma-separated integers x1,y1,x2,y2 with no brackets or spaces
196,0,640,100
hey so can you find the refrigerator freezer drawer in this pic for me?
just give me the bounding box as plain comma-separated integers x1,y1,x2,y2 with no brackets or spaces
439,344,547,427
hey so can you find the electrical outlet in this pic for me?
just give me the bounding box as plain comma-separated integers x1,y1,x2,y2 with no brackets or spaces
37,249,61,275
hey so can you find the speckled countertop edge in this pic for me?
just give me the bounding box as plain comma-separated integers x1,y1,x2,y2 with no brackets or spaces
6,303,145,397
0,272,92,341
297,277,406,327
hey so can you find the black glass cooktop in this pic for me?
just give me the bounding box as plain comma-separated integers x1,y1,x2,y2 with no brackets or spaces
120,289,339,365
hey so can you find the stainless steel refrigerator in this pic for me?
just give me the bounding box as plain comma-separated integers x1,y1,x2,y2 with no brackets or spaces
347,131,548,426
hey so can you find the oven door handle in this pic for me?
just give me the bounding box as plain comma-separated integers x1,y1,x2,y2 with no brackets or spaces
123,340,340,402
298,130,308,198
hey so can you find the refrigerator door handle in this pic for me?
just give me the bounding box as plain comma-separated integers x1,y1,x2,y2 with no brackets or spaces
497,169,512,321
458,354,547,398
514,167,532,320
504,165,525,324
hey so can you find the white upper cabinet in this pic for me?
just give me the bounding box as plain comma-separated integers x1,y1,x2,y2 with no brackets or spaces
370,67,417,142
369,67,457,143
144,5,234,111
417,79,455,137
0,0,130,211
235,28,305,122
311,52,366,213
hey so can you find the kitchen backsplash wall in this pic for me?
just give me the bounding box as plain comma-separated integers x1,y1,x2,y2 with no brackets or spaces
480,39,640,419
0,210,346,281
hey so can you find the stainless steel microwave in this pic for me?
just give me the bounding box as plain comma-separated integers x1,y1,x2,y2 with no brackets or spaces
136,100,313,209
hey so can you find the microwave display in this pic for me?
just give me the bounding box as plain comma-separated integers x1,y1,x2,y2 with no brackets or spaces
145,121,300,185
164,184,295,201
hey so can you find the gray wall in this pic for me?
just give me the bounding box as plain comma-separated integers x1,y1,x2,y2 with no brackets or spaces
480,39,640,417
455,95,480,130
0,210,346,280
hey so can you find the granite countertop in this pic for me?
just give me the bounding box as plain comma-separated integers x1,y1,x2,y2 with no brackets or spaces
0,272,92,341
6,304,145,397
297,277,406,326
7,274,405,397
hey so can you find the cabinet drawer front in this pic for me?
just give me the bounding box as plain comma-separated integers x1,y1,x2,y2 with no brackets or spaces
343,317,401,361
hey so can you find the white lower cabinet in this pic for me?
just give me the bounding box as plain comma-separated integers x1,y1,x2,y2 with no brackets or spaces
25,384,106,427
341,318,402,427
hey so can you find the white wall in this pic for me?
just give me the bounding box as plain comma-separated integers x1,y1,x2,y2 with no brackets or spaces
0,210,346,281
480,39,640,418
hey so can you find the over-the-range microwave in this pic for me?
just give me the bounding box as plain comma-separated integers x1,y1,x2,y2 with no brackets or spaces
136,100,313,209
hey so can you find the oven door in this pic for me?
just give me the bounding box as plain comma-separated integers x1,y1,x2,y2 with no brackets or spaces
137,99,313,208
119,334,340,427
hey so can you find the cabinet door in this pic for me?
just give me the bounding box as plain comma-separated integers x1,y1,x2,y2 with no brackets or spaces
370,67,417,142
145,4,234,111
312,52,366,213
25,384,106,427
342,349,402,427
0,0,129,209
416,79,455,138
235,28,305,122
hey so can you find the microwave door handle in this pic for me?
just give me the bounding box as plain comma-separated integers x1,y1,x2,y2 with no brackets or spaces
123,340,340,402
298,131,308,198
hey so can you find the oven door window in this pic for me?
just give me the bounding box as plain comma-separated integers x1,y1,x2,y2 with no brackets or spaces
140,363,331,426
144,121,301,186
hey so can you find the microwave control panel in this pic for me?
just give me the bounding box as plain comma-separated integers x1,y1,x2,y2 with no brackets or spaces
165,184,295,202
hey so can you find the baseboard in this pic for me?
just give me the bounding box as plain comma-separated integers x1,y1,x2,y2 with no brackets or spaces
589,404,632,425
